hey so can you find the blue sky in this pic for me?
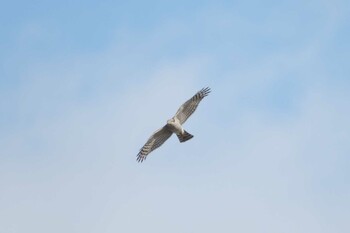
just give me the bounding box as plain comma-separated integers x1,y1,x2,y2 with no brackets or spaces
1,1,349,232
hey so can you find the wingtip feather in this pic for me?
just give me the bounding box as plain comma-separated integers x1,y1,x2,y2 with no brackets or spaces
200,87,211,97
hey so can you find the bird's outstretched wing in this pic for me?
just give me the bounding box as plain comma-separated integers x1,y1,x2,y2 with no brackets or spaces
137,126,173,162
174,87,211,124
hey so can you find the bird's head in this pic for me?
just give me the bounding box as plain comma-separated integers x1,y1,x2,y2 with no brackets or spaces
167,118,175,124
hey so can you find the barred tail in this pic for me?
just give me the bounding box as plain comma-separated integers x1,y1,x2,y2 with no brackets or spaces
177,130,193,143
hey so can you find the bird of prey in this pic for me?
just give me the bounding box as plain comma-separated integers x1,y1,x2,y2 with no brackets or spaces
137,87,211,162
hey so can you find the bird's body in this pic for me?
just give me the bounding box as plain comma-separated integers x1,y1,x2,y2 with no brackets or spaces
137,87,210,162
166,117,183,135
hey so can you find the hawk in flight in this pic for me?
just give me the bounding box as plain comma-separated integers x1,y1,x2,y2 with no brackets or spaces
137,87,211,162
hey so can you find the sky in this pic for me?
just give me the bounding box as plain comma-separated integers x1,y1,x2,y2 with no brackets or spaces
1,0,350,232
